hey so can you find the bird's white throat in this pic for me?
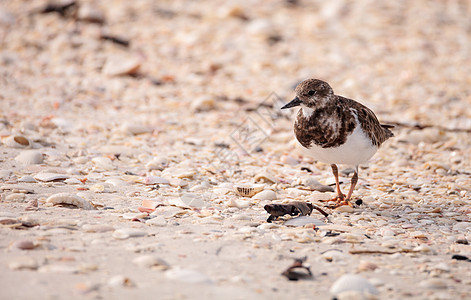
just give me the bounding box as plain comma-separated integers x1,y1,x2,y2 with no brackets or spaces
301,106,314,118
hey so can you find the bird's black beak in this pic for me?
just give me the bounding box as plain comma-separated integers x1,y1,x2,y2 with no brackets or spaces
281,97,302,109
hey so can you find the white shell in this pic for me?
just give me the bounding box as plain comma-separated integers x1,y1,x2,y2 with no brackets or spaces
15,150,43,165
165,267,212,284
330,274,379,296
34,172,69,182
284,216,326,227
3,135,31,148
112,228,147,239
18,175,36,183
132,255,169,269
254,172,277,184
46,193,94,210
234,183,264,197
143,176,170,185
252,189,277,200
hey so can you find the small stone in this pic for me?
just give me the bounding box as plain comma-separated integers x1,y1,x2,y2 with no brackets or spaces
12,240,35,250
330,274,379,296
15,150,43,165
120,123,153,135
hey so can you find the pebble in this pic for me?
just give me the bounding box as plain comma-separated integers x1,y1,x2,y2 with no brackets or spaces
15,150,43,165
165,267,212,284
120,123,153,135
12,240,36,250
330,274,379,296
112,228,147,239
132,255,169,269
92,157,114,170
252,189,276,200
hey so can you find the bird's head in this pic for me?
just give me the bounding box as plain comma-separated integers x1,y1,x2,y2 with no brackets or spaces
281,79,334,110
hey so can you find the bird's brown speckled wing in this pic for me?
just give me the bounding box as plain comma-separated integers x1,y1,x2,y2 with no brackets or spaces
338,96,393,146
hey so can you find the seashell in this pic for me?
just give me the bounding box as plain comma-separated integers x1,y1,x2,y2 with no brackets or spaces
105,178,128,187
103,55,141,76
3,135,31,148
252,189,276,200
225,198,250,208
82,224,114,233
330,274,379,296
8,256,38,270
143,176,169,185
77,3,105,23
5,193,26,202
419,278,447,289
64,178,82,185
121,212,148,220
132,255,169,270
38,265,79,274
234,183,264,197
165,267,212,284
112,228,147,240
169,193,205,209
357,261,378,272
120,123,153,135
92,157,114,170
15,150,43,165
335,205,354,213
145,216,167,226
108,275,134,287
146,157,169,171
284,216,326,227
191,96,215,112
34,172,69,182
254,172,277,184
46,193,95,210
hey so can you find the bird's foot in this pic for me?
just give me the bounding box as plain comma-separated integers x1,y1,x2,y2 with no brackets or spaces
321,195,353,209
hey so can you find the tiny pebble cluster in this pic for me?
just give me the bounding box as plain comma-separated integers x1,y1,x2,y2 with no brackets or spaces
1,0,470,299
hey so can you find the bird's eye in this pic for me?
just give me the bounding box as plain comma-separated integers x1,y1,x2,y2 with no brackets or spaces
308,90,315,96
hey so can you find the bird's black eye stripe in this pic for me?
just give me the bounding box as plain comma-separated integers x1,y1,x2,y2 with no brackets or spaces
308,90,315,96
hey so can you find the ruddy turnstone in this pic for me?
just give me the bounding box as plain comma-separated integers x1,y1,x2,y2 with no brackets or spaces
281,79,393,207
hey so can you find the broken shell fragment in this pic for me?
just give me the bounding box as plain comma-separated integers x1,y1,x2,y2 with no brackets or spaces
15,150,43,165
46,193,95,210
254,172,277,184
234,183,264,197
34,172,69,182
282,257,312,281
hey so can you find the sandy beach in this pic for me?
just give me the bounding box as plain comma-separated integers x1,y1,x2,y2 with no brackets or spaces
1,1,471,299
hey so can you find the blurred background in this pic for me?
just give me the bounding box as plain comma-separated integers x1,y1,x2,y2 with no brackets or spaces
1,0,470,134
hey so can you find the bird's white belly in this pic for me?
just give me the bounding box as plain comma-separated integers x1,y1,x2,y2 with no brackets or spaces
298,125,378,166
